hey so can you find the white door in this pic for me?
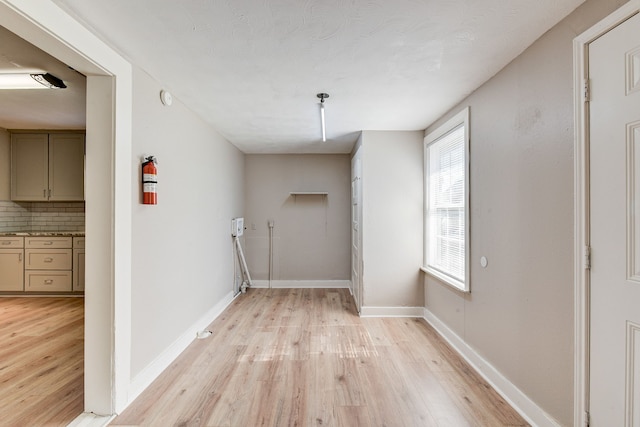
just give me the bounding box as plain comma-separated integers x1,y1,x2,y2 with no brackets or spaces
589,12,640,426
351,151,363,313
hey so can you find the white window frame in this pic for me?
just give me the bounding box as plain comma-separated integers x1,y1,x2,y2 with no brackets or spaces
422,107,470,292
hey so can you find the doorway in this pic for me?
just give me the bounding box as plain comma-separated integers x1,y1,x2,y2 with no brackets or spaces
0,25,87,422
0,0,134,418
574,2,640,425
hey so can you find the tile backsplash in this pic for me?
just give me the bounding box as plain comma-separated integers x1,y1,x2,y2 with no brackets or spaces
0,200,85,233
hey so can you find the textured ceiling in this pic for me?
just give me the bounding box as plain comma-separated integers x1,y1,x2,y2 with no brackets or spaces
13,0,586,153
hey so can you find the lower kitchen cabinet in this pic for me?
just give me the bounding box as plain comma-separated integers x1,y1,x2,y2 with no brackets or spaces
73,237,85,291
24,236,72,292
0,237,24,291
0,250,24,291
0,234,84,294
0,249,24,292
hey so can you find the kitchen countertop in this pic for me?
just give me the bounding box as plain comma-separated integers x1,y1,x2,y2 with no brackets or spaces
0,232,85,237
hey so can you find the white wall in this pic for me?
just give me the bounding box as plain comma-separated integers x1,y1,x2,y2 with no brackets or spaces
243,154,351,283
130,67,244,377
423,0,628,424
360,131,423,309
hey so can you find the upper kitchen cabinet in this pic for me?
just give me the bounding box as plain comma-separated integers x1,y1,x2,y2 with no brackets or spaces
11,132,85,201
48,134,85,201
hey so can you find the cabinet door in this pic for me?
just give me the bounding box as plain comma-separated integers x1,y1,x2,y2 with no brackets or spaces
10,133,48,201
73,249,85,292
49,134,85,201
0,249,24,291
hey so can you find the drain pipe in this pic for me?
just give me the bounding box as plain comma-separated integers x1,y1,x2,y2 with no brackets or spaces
268,220,274,289
233,241,239,294
234,236,252,292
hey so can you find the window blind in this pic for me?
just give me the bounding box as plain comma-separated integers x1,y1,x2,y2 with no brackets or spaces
426,124,465,283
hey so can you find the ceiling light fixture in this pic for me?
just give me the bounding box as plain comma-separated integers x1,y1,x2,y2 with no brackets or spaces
0,73,67,89
317,93,329,142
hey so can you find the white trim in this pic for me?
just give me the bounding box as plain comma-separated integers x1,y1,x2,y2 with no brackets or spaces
573,2,640,426
629,122,640,283
424,106,471,293
420,266,466,292
423,308,562,427
250,280,351,289
67,413,115,427
360,306,424,317
127,290,238,406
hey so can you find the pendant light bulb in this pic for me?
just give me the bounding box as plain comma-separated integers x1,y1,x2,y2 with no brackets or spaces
317,93,329,142
320,103,326,142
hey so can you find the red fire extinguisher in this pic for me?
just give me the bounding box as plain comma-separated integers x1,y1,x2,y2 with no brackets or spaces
142,156,157,205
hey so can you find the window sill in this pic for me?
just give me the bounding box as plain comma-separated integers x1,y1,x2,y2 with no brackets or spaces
420,266,469,293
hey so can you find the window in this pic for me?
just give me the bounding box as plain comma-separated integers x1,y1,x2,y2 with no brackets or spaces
423,107,469,292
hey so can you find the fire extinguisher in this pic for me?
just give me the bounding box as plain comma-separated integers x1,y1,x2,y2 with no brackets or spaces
142,156,157,205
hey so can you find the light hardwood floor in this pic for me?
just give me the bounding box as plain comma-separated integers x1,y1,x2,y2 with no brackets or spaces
112,289,528,427
0,297,84,426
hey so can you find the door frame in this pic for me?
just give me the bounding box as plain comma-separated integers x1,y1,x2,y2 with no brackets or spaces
351,144,363,314
0,0,134,417
573,1,640,425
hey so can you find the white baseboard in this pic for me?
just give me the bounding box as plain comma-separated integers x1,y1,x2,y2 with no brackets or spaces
423,308,561,427
250,280,351,289
127,290,237,406
360,306,424,317
67,413,115,427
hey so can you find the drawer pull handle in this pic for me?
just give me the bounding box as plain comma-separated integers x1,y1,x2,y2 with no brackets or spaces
1,241,10,245
44,257,53,263
45,279,53,284
43,241,53,246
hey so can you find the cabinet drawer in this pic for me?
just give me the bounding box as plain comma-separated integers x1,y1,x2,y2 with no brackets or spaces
25,249,72,270
0,237,24,248
73,237,85,249
25,237,72,249
25,271,71,292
